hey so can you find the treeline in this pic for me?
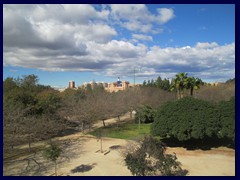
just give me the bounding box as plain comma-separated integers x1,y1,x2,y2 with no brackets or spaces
142,76,170,90
143,73,235,102
4,75,66,151
3,74,175,152
3,74,235,152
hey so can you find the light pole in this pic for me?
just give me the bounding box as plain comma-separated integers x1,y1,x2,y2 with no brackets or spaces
134,68,136,87
133,67,141,87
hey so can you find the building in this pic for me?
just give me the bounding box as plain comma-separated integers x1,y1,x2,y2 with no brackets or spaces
68,80,75,89
105,77,130,92
81,78,130,92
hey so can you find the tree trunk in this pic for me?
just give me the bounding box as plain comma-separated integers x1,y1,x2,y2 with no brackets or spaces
117,115,121,128
190,87,193,96
130,110,133,120
100,137,103,153
102,119,106,127
177,89,180,100
81,121,84,134
138,116,141,130
28,142,31,152
55,161,57,176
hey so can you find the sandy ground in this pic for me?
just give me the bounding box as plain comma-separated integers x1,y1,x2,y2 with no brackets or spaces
3,114,235,176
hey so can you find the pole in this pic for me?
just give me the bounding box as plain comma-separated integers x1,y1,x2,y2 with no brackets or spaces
134,68,135,87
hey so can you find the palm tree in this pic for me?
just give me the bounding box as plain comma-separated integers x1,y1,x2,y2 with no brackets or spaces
186,77,203,96
170,72,188,99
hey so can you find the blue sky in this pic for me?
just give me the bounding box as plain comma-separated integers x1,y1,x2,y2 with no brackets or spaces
3,4,235,88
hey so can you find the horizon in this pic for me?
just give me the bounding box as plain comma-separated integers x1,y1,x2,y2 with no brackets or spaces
3,4,235,88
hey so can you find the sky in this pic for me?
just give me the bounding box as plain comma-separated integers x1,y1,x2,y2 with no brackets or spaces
3,4,235,88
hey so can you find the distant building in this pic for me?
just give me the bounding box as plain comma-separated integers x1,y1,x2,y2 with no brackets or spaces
81,77,131,92
106,77,130,92
68,80,75,89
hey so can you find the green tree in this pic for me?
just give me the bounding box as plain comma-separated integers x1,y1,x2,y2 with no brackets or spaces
143,80,147,87
135,105,156,124
170,73,188,99
43,142,62,176
186,77,203,96
217,97,235,141
151,97,219,141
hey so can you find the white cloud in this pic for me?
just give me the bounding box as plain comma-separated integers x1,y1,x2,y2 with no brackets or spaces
3,4,235,82
109,4,175,33
156,8,175,24
195,42,218,49
132,34,153,41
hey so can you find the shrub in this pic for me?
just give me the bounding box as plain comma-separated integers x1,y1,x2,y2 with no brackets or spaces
135,105,156,124
151,97,220,141
124,136,187,176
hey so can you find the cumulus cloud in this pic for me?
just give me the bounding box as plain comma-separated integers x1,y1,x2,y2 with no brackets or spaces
3,4,235,82
109,4,175,33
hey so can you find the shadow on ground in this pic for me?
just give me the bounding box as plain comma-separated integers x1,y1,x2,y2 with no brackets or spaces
71,163,96,173
161,137,235,150
109,145,123,150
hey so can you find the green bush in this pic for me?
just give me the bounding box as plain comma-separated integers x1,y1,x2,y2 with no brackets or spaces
217,97,235,141
151,97,220,141
135,105,156,124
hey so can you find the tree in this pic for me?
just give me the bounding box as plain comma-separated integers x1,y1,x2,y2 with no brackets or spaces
151,97,219,141
217,97,235,142
124,136,186,176
143,80,147,87
186,77,203,96
3,75,66,153
43,142,62,176
135,105,156,124
170,72,188,99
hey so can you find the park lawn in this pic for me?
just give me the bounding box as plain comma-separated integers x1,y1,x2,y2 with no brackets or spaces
89,122,152,140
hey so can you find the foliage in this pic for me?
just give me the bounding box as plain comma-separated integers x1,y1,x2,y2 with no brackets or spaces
3,75,65,151
142,76,170,91
43,142,62,176
217,97,235,141
151,97,220,141
135,105,156,123
43,142,62,162
151,96,235,145
124,136,186,176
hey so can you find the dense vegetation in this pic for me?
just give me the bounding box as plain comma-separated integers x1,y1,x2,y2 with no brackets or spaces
151,97,235,144
3,73,235,176
3,73,235,154
135,105,156,124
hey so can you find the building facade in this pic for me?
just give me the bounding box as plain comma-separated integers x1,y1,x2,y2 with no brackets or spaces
68,80,75,89
82,78,130,92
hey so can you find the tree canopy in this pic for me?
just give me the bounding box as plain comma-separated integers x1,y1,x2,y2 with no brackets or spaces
151,96,234,142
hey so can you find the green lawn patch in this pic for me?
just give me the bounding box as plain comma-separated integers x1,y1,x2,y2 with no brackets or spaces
89,122,151,140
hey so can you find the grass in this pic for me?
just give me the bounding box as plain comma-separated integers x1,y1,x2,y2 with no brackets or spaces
89,122,152,140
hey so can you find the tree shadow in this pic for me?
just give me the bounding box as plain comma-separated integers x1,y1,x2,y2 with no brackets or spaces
161,137,235,150
70,163,96,173
109,145,122,150
55,128,80,138
174,169,189,176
